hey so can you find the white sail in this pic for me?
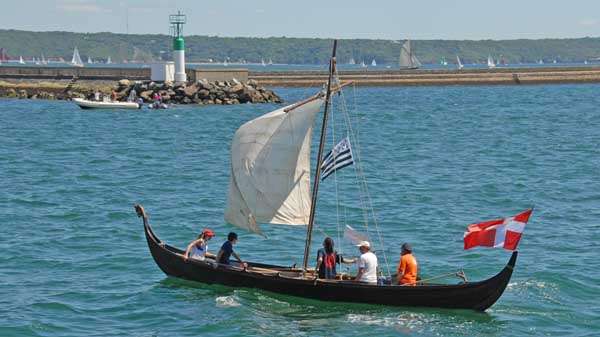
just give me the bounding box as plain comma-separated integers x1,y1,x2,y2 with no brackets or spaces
399,40,421,69
457,55,464,69
41,54,47,65
371,59,377,66
71,47,84,67
106,56,112,64
487,55,495,69
19,56,25,64
225,98,325,234
349,58,355,65
87,56,92,64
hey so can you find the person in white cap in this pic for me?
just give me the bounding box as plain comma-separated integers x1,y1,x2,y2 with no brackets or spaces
354,241,378,284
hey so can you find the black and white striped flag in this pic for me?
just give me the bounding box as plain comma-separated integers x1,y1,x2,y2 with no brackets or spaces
321,137,354,181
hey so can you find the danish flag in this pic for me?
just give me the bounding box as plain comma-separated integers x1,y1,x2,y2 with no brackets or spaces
463,209,533,250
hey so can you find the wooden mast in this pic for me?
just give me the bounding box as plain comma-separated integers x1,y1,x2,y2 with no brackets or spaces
302,40,337,275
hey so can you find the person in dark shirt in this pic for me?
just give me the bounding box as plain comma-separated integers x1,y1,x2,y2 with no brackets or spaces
315,237,357,279
216,232,244,266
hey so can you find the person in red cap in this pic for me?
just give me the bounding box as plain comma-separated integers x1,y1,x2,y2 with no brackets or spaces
183,229,216,261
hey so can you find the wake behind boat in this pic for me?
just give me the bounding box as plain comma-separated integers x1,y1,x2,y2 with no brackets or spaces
135,40,520,311
73,98,141,109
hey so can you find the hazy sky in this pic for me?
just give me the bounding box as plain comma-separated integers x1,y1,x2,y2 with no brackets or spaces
1,0,600,40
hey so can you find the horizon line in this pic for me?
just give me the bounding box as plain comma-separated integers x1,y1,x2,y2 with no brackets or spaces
1,28,599,42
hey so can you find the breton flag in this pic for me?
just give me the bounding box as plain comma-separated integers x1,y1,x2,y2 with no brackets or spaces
343,224,369,245
463,209,533,250
321,137,354,181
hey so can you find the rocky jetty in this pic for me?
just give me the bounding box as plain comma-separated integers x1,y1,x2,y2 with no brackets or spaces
0,79,283,104
115,79,282,105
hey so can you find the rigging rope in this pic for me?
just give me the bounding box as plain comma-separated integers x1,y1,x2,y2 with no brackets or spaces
332,73,392,279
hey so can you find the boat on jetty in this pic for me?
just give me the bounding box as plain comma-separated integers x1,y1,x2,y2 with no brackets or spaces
135,40,518,311
73,98,141,109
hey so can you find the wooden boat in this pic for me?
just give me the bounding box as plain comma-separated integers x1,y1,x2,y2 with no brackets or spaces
137,40,519,311
73,98,141,109
136,204,517,311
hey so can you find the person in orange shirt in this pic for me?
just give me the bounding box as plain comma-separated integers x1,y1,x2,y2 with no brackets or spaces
397,243,418,285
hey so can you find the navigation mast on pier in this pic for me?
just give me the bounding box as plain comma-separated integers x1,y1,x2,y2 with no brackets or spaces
170,11,187,84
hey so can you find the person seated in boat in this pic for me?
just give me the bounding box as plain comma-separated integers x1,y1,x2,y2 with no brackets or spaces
354,241,378,284
152,91,162,108
315,237,357,279
397,243,418,286
127,88,137,102
216,232,245,267
183,228,216,261
111,90,118,102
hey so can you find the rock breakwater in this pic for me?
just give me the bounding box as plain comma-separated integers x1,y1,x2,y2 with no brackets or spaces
0,78,283,104
115,79,282,105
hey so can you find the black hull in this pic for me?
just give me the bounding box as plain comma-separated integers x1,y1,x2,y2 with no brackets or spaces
142,219,517,311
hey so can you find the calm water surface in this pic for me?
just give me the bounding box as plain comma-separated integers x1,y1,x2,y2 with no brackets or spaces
1,84,599,336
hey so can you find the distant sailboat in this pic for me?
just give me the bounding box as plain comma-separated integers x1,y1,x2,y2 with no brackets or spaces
584,59,589,65
487,55,496,69
19,56,25,64
399,39,421,69
41,54,47,65
71,47,84,67
371,59,377,66
349,58,355,65
456,55,464,69
440,56,447,66
224,59,228,66
538,59,544,65
87,56,93,64
106,56,112,64
268,58,273,65
360,60,366,67
261,59,266,66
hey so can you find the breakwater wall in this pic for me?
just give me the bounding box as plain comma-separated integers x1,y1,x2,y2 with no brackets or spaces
249,66,600,87
3,65,600,87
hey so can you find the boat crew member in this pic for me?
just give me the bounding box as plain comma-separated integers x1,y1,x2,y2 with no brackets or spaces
111,90,118,101
183,228,216,261
316,237,357,279
354,241,378,284
216,232,245,267
397,243,418,286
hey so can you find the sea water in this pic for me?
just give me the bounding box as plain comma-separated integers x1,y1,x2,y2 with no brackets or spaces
1,84,599,336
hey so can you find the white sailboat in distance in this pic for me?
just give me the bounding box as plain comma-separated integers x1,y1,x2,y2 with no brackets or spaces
19,56,25,64
457,55,464,69
399,39,421,69
487,55,495,69
371,59,377,66
106,56,112,64
71,47,84,67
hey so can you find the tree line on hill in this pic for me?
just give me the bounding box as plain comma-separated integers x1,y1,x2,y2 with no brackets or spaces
1,29,600,65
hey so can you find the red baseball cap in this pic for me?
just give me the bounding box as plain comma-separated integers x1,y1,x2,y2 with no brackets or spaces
203,229,215,237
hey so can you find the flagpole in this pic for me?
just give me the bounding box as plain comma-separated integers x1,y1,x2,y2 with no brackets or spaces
302,40,337,276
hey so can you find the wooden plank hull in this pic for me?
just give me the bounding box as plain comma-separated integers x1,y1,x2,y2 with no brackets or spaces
143,219,517,311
